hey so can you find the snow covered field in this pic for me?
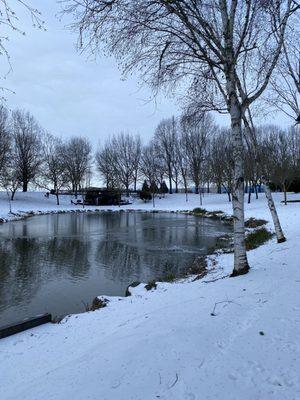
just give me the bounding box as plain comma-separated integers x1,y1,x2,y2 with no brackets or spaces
0,191,299,400
0,189,295,221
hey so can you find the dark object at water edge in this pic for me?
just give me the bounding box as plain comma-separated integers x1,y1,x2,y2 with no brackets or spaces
0,313,52,339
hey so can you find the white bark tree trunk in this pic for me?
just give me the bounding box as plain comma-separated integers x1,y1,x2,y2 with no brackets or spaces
230,98,250,277
264,181,286,243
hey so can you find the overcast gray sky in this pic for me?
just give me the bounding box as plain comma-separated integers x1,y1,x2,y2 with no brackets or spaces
2,0,291,148
3,0,183,146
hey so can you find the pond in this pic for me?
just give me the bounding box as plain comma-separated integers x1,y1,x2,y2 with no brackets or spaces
0,211,232,326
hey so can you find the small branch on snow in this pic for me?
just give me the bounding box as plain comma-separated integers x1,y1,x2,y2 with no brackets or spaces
210,299,241,316
168,373,179,389
203,274,229,284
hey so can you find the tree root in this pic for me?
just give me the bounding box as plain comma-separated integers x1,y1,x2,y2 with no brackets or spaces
230,264,250,277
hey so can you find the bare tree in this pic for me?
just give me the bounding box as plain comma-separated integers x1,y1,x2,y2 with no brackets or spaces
177,124,190,201
132,136,142,192
0,105,10,176
210,129,234,202
96,141,117,189
37,133,68,205
109,132,141,195
1,108,21,201
11,109,42,192
172,145,181,194
2,169,20,202
208,134,223,195
181,114,211,196
288,125,300,183
243,126,262,204
65,0,298,276
154,117,177,194
263,126,294,205
268,15,300,122
62,136,92,197
140,141,164,207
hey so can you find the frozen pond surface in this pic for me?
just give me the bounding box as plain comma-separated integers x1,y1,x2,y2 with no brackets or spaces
0,212,232,325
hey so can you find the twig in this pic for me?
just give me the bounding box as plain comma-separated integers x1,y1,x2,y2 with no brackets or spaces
210,299,240,316
203,274,229,284
168,373,179,389
158,372,162,385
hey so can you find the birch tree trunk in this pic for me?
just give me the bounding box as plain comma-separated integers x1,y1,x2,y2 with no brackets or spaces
264,181,286,243
230,98,250,277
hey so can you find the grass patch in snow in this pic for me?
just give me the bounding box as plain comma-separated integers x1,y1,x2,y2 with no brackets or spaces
193,207,207,215
157,257,208,282
245,227,273,251
159,270,177,282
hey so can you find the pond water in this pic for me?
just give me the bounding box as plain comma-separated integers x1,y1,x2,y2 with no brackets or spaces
0,212,232,326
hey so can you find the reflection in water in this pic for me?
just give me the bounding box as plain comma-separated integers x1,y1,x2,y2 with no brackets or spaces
0,212,231,325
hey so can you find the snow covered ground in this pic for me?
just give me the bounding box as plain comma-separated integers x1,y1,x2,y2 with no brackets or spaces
0,191,299,400
0,189,295,220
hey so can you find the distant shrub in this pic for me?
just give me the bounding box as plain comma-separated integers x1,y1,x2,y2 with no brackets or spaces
193,207,207,215
245,228,273,250
161,271,176,282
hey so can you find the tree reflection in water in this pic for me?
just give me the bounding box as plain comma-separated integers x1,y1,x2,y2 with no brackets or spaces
0,212,231,325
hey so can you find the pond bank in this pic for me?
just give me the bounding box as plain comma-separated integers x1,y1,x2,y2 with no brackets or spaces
0,192,299,400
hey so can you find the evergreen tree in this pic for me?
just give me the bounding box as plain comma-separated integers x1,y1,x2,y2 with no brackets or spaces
160,181,168,194
150,181,159,194
140,180,152,201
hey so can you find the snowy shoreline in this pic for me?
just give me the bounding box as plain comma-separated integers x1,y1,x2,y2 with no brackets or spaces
0,191,236,223
0,190,274,224
0,191,299,400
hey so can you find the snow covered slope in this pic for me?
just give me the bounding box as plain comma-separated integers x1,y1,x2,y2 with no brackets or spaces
0,192,299,399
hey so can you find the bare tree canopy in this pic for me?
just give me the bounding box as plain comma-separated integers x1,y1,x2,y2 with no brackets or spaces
181,113,213,194
96,141,117,190
0,1,44,94
64,1,298,110
0,105,10,174
268,13,300,121
37,133,68,205
62,136,92,197
111,132,141,194
11,109,42,192
154,117,177,194
97,132,141,194
65,0,299,276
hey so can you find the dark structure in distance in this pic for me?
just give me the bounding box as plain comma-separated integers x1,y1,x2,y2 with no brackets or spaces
84,188,122,206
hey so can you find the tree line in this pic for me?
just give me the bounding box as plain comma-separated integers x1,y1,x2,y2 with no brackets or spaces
1,103,299,209
0,106,92,204
96,114,300,203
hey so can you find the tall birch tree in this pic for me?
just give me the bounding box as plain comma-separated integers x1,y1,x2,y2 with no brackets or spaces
65,0,298,276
